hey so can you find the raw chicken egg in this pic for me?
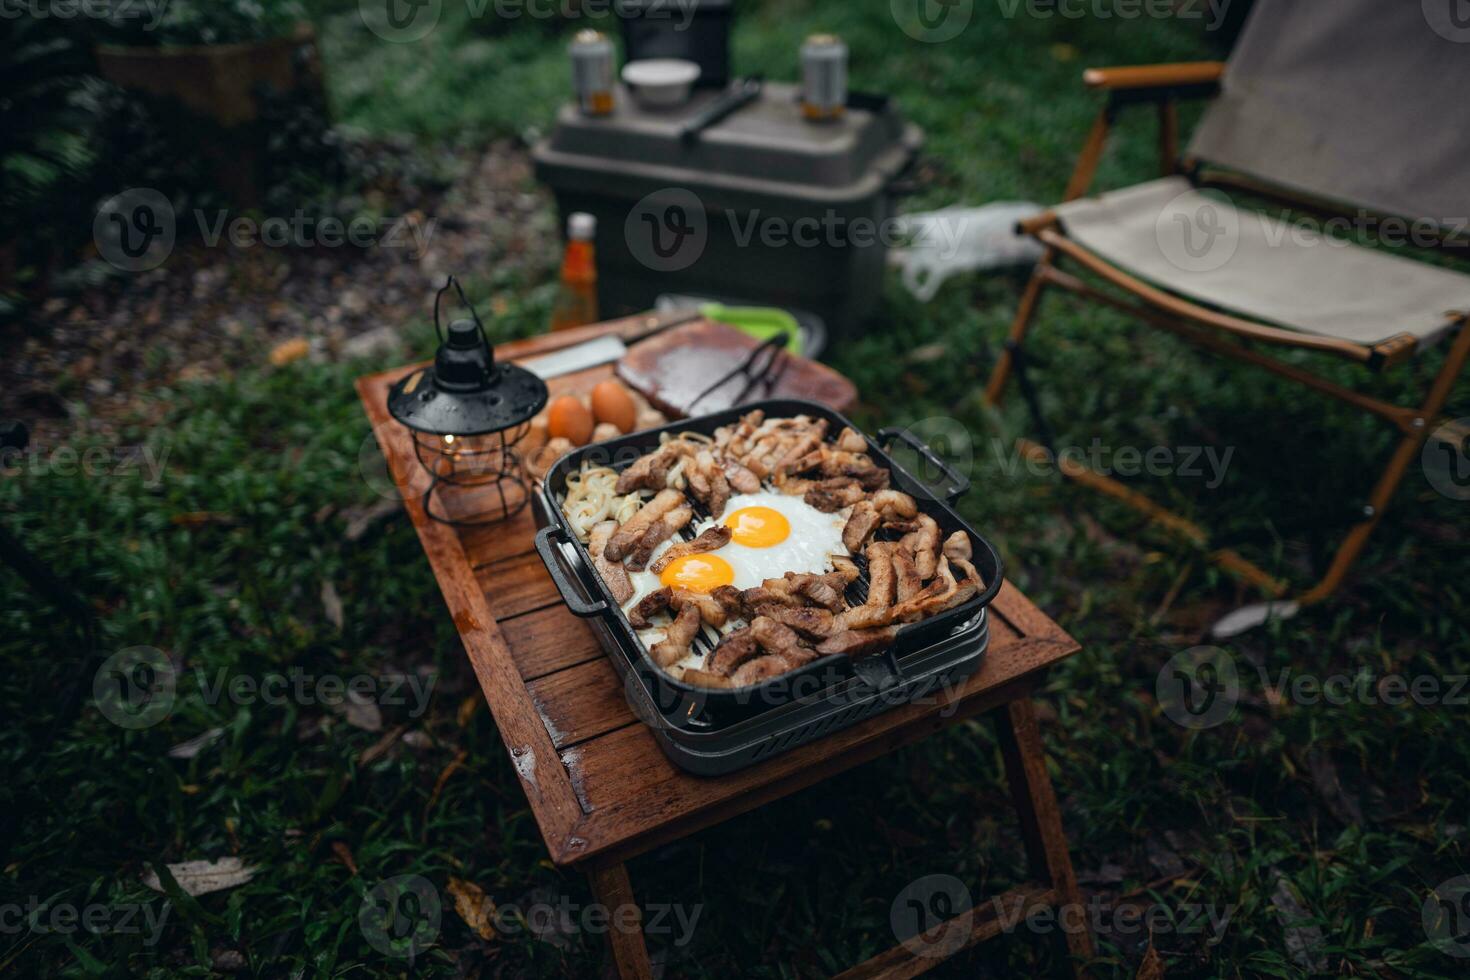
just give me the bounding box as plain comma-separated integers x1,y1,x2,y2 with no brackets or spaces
590,380,638,434
546,395,594,446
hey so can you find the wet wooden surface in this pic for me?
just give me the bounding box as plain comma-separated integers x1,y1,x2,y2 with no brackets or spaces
356,316,1081,870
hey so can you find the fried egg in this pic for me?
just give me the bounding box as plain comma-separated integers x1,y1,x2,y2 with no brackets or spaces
714,492,847,589
620,492,849,636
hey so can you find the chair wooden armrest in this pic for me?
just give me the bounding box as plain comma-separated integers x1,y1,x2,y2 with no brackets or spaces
1083,61,1226,94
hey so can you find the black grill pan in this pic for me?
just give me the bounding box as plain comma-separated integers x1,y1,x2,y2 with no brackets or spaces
533,399,1004,724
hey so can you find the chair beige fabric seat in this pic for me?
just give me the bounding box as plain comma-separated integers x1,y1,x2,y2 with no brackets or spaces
1054,177,1470,346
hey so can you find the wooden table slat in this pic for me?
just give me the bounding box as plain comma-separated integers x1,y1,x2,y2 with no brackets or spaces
499,605,605,681
528,657,637,750
476,551,561,620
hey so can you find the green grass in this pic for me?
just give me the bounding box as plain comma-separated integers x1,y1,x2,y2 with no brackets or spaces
5,1,1470,976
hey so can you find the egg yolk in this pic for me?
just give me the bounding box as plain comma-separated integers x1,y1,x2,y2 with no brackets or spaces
723,506,791,548
658,554,735,593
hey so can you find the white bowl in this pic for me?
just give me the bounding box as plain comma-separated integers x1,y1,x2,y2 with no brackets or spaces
621,59,701,109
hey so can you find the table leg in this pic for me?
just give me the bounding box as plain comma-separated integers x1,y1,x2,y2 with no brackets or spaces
996,696,1095,976
587,861,653,980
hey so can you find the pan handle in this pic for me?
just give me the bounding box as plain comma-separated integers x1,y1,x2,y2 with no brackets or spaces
534,526,610,618
877,427,971,504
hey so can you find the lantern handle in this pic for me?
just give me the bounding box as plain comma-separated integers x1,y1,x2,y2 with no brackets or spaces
433,275,494,362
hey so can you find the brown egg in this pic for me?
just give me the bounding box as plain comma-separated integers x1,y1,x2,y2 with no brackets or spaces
590,380,637,434
546,395,594,446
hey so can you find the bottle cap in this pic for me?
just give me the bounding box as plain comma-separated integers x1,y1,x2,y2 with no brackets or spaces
568,212,597,240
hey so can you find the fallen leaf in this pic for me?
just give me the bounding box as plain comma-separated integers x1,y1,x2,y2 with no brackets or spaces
141,858,256,897
342,691,382,732
269,337,310,366
320,580,344,631
330,841,358,876
448,876,497,941
1270,872,1327,972
167,727,224,760
1135,937,1165,979
359,724,407,765
457,695,480,729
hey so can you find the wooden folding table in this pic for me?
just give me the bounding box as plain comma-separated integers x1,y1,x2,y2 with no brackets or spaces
356,317,1095,978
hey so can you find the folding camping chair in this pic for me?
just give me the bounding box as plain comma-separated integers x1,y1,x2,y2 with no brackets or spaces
984,0,1470,635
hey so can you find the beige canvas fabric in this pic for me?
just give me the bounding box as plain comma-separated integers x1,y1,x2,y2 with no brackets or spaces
1054,178,1470,345
1189,0,1469,227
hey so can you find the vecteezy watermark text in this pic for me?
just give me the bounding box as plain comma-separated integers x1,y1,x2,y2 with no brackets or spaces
0,897,171,946
994,0,1234,30
94,188,435,273
94,647,435,729
358,875,702,960
1158,646,1469,730
0,444,169,485
994,438,1235,489
0,0,170,27
359,0,696,44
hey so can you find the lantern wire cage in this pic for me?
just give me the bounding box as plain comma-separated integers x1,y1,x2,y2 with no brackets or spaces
413,423,533,526
389,276,548,529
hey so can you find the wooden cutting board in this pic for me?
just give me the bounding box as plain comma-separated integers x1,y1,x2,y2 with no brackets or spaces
615,320,857,418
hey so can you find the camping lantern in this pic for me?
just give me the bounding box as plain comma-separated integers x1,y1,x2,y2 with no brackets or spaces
387,276,548,527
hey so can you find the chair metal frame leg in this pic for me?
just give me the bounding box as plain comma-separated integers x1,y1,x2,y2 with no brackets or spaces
983,250,1470,610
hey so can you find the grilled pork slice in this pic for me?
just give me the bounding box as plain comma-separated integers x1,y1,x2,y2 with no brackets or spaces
670,589,728,628
872,490,919,521
680,667,733,689
615,442,692,495
626,587,673,629
710,585,745,618
864,541,896,608
842,501,881,553
830,555,861,583
832,543,897,632
891,540,923,603
722,458,761,494
605,488,684,561
626,505,693,571
790,448,889,491
650,602,701,668
649,525,733,574
790,571,849,611
816,626,898,658
836,426,867,453
730,655,794,686
890,513,941,580
738,586,802,613
705,627,761,677
771,426,827,477
804,478,868,513
588,521,633,605
687,450,732,517
749,616,814,663
890,556,979,622
756,604,836,640
942,530,972,561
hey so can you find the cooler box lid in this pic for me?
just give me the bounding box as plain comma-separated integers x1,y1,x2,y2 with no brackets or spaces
533,82,922,204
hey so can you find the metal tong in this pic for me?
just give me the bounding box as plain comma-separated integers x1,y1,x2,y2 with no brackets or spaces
686,332,791,412
679,76,764,146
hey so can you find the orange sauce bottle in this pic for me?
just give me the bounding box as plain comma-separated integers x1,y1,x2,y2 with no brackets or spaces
550,212,599,332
